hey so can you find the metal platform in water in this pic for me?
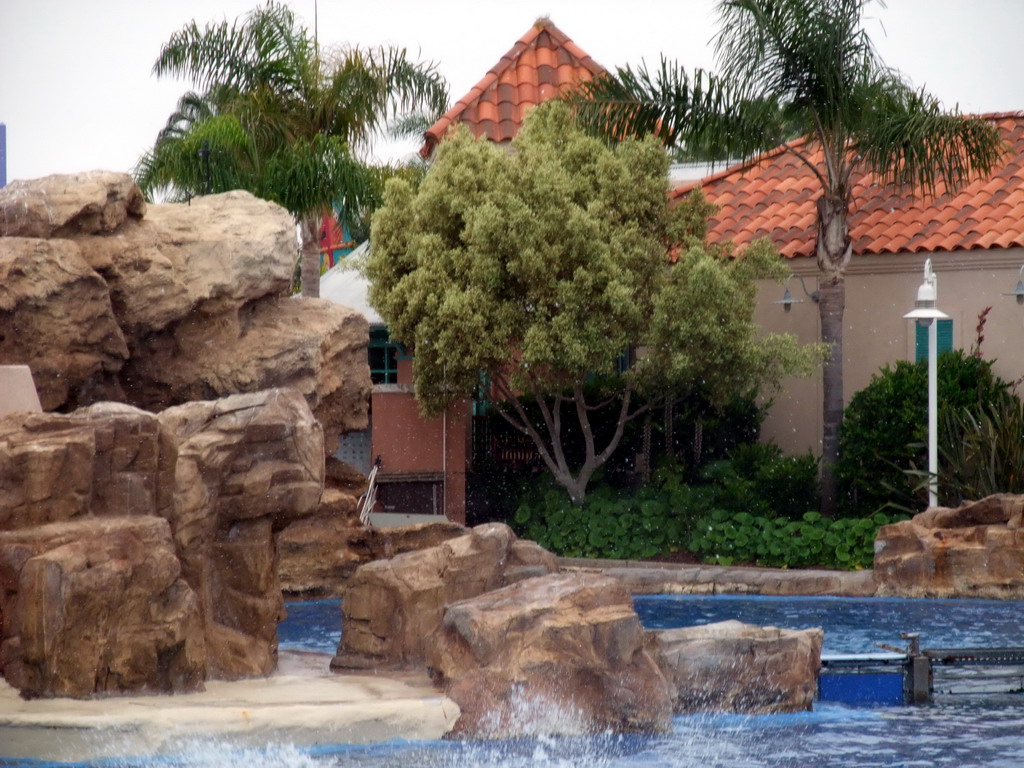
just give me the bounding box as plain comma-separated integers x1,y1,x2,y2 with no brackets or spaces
925,647,1024,665
818,636,1024,706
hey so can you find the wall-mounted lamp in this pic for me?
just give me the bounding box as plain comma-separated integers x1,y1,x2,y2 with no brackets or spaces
1002,265,1024,305
774,274,820,311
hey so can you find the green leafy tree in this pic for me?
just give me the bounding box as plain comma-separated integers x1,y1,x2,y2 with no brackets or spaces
135,1,448,297
367,102,818,505
569,0,1005,515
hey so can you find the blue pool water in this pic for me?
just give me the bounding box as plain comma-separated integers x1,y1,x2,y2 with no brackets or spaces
633,594,1024,655
6,595,1023,767
279,594,1024,657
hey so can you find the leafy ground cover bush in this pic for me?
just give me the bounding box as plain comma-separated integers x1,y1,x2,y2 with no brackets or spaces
513,481,693,560
686,510,907,569
511,443,894,569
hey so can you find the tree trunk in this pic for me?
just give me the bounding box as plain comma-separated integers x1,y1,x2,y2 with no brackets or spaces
815,194,852,517
818,278,845,516
299,215,321,299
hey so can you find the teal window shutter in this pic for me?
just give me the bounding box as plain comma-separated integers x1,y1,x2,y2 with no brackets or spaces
915,319,953,362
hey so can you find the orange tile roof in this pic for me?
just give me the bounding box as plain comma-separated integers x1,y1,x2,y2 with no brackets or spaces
420,18,604,158
671,113,1024,259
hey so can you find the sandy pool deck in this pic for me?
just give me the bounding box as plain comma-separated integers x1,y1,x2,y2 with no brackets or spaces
0,651,459,762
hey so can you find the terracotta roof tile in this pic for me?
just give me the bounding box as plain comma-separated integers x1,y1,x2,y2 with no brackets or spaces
673,114,1024,258
420,19,604,157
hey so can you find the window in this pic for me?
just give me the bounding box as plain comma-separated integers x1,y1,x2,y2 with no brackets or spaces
369,328,401,384
914,319,953,362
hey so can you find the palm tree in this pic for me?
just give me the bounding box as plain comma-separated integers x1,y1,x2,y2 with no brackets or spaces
135,2,448,298
569,0,1004,515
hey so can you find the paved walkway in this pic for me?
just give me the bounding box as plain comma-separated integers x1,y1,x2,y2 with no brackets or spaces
558,558,878,597
0,651,458,762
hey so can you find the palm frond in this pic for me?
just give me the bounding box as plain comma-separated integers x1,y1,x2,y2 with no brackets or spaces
387,112,436,141
320,45,449,149
716,0,880,129
852,79,1007,194
569,57,785,161
153,1,303,95
259,134,375,223
135,114,256,202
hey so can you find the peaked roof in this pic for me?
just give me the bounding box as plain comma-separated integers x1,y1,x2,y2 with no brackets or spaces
670,113,1024,259
419,19,604,158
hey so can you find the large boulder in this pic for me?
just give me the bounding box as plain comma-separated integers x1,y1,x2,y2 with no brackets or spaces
157,388,324,678
124,297,370,448
0,402,172,530
426,572,674,738
0,516,205,698
0,171,145,238
332,523,557,670
0,238,128,410
0,388,325,690
874,494,1024,598
72,191,295,336
649,620,822,714
0,174,371,448
277,514,467,597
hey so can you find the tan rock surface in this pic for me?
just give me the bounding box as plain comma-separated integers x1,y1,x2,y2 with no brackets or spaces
0,171,144,238
0,516,205,699
73,191,295,335
874,494,1024,598
333,523,557,670
0,237,128,410
278,519,467,598
124,297,370,449
650,620,822,714
157,389,324,678
1,388,330,689
0,403,171,530
1,175,371,445
427,572,674,738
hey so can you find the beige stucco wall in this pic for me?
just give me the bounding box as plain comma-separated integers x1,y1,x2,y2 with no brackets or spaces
755,248,1024,456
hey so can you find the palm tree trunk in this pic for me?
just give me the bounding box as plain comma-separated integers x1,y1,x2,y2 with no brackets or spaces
299,215,321,298
818,278,845,516
816,194,852,517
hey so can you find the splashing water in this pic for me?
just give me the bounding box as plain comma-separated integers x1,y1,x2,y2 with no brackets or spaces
6,595,1024,768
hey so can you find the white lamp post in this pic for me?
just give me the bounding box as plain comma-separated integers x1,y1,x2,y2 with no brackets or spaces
903,259,949,508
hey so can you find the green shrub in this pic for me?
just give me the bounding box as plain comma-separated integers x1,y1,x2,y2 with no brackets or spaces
706,443,819,520
687,509,907,569
838,350,1010,516
511,479,698,560
511,443,823,562
936,395,1024,503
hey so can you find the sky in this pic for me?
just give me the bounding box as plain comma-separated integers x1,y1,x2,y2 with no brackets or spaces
3,0,1024,184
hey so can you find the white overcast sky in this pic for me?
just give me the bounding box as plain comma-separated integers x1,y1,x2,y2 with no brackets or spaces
3,0,1024,183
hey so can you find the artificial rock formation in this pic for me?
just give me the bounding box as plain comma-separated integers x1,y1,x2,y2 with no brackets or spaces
426,572,674,738
0,402,172,529
0,388,324,696
157,389,324,678
0,173,371,444
278,518,467,598
0,516,205,699
0,237,129,410
649,620,823,714
332,523,557,670
874,494,1024,599
0,171,145,239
